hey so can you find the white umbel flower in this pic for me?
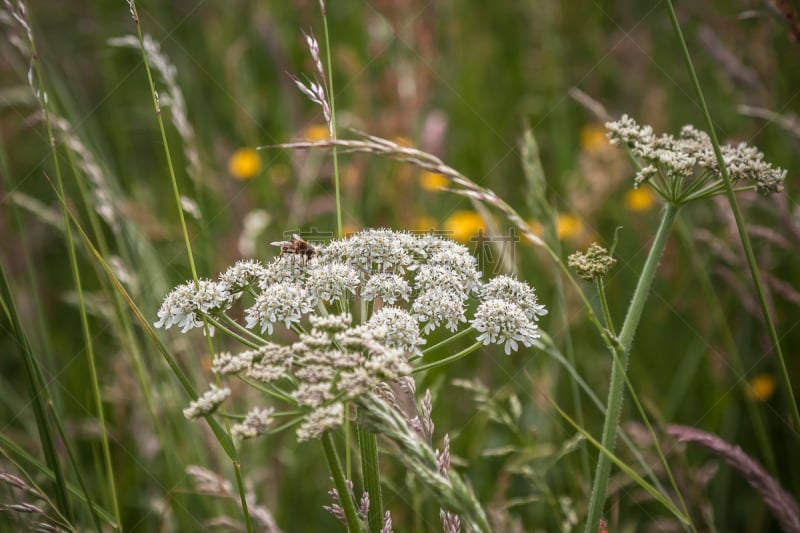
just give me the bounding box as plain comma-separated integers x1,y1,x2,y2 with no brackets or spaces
361,273,411,304
606,114,785,201
244,282,313,334
183,384,231,419
481,275,548,321
471,298,540,355
218,259,268,296
154,279,230,333
412,288,467,334
232,406,275,440
368,306,426,354
306,261,360,302
296,403,344,442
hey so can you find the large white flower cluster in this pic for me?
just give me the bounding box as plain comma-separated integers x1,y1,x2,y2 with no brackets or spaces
156,229,547,441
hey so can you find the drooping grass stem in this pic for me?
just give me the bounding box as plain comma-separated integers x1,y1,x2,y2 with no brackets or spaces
584,203,680,532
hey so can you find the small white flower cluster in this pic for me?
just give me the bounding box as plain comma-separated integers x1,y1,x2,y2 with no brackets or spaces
605,114,785,201
567,243,617,281
154,279,231,334
232,407,275,440
207,313,411,441
183,384,231,419
156,229,547,441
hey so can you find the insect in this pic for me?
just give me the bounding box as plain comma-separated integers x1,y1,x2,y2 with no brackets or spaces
271,234,317,262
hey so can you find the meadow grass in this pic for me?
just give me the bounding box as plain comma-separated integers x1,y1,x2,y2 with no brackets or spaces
1,1,799,531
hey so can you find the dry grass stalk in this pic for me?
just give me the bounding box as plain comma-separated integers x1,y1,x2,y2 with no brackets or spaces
266,134,545,247
667,424,800,533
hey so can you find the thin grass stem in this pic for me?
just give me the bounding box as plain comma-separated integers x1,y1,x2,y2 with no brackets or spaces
665,0,800,436
320,11,342,238
0,263,73,523
25,8,118,522
129,1,199,285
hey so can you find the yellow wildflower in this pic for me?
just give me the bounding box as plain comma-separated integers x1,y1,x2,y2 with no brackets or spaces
746,373,776,402
556,213,583,240
228,148,262,180
302,124,330,141
443,211,486,243
625,187,656,212
580,123,610,154
419,171,449,191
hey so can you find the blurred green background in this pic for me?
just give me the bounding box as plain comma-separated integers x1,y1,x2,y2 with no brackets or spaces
1,1,798,531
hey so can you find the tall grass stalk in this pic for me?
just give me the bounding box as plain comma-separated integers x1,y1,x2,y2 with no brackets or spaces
17,2,121,524
53,196,238,459
584,203,681,532
127,2,199,283
47,402,104,532
0,133,53,361
0,262,72,523
320,3,343,239
128,2,253,529
0,434,117,528
665,0,800,435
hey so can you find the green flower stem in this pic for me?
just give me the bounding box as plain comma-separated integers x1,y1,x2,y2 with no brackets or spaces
665,0,800,437
553,399,690,526
210,314,264,348
414,340,483,374
584,203,680,532
595,277,616,336
321,432,362,532
357,422,383,532
421,326,475,356
231,460,254,533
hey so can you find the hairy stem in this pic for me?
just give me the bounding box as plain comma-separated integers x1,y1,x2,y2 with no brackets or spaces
584,203,680,531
